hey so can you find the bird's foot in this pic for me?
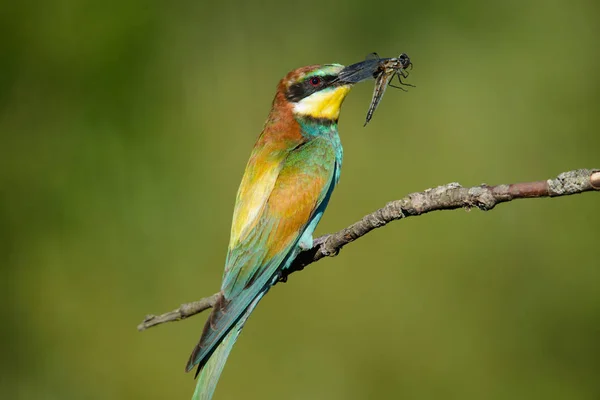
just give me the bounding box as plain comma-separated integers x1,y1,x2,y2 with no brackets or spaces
312,235,331,248
314,234,339,256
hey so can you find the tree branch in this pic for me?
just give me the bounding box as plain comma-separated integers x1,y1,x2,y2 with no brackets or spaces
137,168,600,331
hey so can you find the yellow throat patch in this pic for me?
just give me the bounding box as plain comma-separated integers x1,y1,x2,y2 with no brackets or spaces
293,85,352,120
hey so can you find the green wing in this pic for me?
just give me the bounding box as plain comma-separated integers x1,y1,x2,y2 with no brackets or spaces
186,136,336,371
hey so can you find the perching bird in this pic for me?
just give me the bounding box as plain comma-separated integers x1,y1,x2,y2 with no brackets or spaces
185,58,388,399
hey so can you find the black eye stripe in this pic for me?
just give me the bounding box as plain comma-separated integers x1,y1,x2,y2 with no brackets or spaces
285,74,340,102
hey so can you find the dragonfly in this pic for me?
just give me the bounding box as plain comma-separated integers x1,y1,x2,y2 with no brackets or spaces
364,52,414,126
336,52,414,125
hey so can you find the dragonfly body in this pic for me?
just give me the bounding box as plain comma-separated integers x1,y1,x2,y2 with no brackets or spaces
347,53,413,125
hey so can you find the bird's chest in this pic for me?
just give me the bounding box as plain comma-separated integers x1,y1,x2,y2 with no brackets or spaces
300,124,343,181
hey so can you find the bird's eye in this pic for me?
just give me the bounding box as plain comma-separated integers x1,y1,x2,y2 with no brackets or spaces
309,77,322,87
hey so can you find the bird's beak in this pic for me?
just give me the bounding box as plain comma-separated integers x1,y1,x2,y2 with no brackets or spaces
337,59,381,84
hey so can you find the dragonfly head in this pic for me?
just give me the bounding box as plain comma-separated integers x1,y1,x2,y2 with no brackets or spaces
398,53,412,70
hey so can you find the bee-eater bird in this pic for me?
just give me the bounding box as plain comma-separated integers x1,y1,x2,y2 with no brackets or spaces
186,59,386,400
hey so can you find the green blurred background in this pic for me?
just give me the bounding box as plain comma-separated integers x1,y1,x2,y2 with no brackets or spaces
2,0,599,399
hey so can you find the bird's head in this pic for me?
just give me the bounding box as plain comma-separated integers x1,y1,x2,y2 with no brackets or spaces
271,61,380,123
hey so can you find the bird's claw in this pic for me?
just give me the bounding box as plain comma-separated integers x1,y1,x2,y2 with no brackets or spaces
312,235,331,248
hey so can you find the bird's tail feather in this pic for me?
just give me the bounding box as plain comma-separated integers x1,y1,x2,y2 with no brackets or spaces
191,293,263,400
